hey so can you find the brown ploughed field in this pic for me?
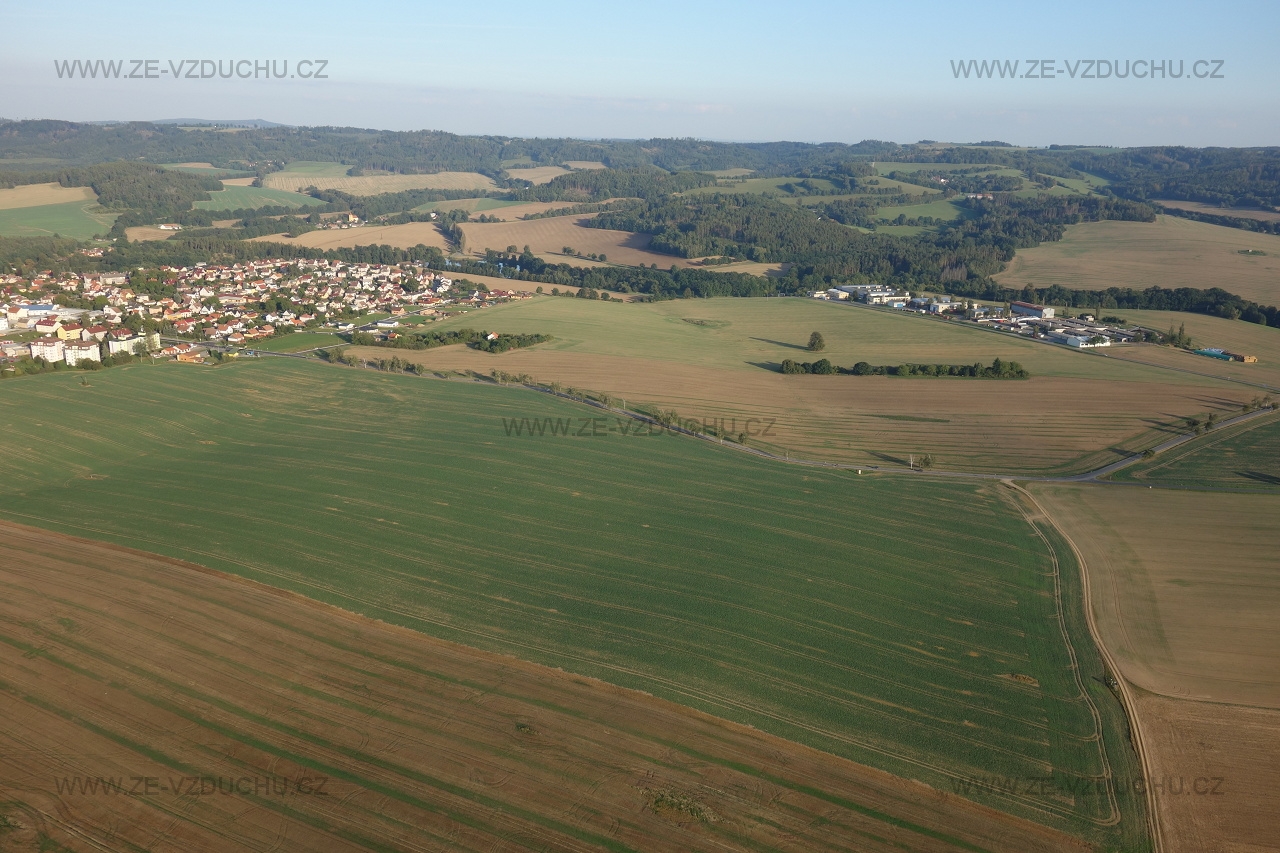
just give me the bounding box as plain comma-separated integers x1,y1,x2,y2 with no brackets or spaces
0,520,1088,853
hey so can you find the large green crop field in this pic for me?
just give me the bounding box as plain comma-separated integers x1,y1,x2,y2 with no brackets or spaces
0,361,1146,847
1110,412,1280,489
0,200,117,239
195,185,328,211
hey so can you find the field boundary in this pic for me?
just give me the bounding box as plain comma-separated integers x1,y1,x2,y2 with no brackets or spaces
1014,483,1164,853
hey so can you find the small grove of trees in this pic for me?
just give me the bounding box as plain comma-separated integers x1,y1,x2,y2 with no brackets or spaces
807,331,826,352
349,328,551,353
780,357,1029,378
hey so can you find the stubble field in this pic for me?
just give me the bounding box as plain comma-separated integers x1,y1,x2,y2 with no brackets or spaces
253,222,452,252
262,161,496,195
457,215,699,267
993,215,1280,305
351,297,1254,474
1029,483,1280,852
0,361,1147,847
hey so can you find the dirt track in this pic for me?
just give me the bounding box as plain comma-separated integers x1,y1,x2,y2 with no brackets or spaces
0,520,1090,853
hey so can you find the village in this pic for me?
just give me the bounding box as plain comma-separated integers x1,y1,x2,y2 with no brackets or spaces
0,259,533,370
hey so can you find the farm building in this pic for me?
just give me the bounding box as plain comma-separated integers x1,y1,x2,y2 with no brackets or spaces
1011,301,1055,319
1223,351,1258,363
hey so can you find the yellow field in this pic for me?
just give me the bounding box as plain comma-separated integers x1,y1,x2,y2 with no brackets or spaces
262,171,496,195
1031,485,1280,707
1030,484,1280,853
457,214,699,267
251,222,450,251
0,182,96,210
994,215,1280,305
123,226,176,242
705,260,789,277
1156,198,1280,222
220,176,256,186
504,166,570,184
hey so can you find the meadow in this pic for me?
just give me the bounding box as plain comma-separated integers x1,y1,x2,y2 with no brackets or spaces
993,215,1280,305
1099,308,1280,390
0,182,97,210
195,184,328,210
353,296,1255,474
262,161,496,195
0,361,1146,847
0,199,117,239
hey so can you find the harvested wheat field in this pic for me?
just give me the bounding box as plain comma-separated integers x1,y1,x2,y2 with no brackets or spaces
1029,484,1280,853
263,170,496,195
994,215,1280,305
1156,199,1280,223
252,222,451,251
504,165,570,184
1131,694,1280,853
457,215,698,267
123,226,176,241
220,176,257,186
0,519,1087,853
0,182,96,210
1029,485,1280,707
350,346,1249,474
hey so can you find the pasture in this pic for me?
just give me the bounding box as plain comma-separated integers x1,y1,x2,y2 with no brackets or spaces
1110,413,1280,489
0,361,1146,846
563,160,607,170
262,161,496,195
1030,483,1280,852
456,215,698,267
0,521,1094,853
993,215,1280,305
353,296,1255,474
195,184,327,210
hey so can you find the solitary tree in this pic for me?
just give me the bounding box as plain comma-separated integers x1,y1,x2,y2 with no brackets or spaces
920,453,935,469
807,331,826,352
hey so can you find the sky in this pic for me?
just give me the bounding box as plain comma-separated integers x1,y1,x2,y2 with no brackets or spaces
3,0,1277,146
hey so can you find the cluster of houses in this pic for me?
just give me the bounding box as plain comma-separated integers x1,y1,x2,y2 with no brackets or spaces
1,259,534,366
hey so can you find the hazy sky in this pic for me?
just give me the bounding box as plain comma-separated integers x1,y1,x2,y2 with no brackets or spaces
4,0,1277,145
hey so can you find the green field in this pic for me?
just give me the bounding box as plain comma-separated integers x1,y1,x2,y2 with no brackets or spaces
249,331,345,352
195,185,328,211
274,160,354,178
876,198,971,223
0,361,1147,846
159,163,255,178
0,200,117,239
412,197,525,214
1110,412,1280,489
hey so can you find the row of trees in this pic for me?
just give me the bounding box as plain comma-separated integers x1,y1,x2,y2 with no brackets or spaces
779,357,1030,378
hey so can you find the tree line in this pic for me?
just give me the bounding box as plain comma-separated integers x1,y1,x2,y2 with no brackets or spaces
779,357,1029,378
